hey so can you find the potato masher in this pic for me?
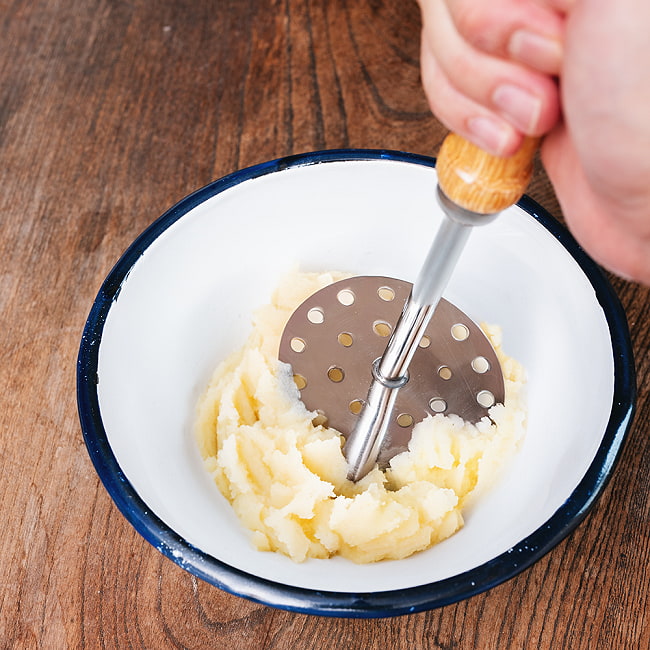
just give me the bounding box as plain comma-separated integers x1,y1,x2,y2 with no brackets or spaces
279,134,538,481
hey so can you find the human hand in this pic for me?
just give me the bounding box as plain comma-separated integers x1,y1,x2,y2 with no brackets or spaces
417,0,650,284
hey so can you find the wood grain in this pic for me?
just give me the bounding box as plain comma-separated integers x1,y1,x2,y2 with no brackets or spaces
437,134,539,213
1,0,648,648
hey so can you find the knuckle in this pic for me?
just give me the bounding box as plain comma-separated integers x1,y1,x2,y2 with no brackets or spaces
453,3,499,51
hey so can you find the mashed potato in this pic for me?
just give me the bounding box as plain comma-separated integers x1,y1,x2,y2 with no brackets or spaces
195,271,526,563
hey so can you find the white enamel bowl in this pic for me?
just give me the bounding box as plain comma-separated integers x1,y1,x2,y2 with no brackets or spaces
77,150,635,617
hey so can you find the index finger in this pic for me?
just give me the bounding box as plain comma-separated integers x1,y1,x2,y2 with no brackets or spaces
443,0,565,73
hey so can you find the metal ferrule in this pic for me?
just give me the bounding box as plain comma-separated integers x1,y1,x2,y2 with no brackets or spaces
436,185,500,227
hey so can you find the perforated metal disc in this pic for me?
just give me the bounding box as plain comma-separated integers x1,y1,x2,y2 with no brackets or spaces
279,276,505,463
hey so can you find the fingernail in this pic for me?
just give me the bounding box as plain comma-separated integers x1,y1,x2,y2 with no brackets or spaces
466,116,512,157
492,84,542,133
509,29,562,73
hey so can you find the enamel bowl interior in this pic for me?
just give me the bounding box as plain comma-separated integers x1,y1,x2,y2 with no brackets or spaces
77,150,634,617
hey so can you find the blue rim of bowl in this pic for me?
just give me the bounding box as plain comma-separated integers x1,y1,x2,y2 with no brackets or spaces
77,149,636,618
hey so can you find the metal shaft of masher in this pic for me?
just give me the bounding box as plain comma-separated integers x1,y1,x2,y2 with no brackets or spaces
343,188,490,482
343,133,539,481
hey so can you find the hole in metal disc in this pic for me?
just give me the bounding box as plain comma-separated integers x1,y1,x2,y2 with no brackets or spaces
419,335,431,349
327,366,345,383
312,410,328,427
373,321,392,337
290,337,306,353
337,332,353,347
429,398,447,413
471,356,490,374
451,323,470,341
337,289,355,306
293,374,307,390
477,390,495,408
396,413,414,428
438,366,452,381
349,399,364,415
307,307,325,324
377,286,395,302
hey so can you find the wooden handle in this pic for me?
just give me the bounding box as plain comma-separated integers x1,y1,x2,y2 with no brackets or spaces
437,133,539,214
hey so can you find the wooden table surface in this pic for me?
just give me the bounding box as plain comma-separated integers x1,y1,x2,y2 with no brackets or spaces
2,0,648,647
